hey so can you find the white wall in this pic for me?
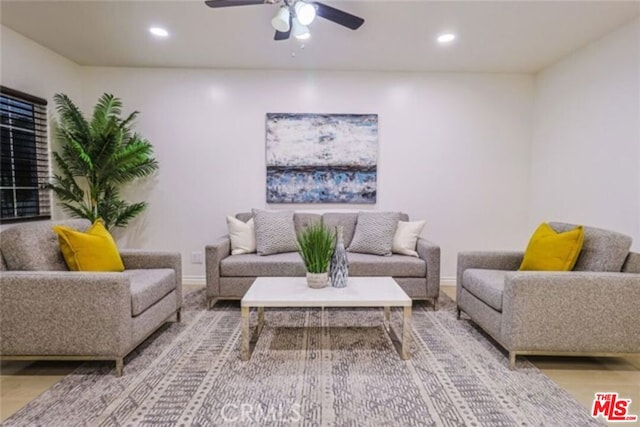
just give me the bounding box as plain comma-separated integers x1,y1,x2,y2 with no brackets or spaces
1,25,82,103
531,18,640,250
0,25,83,224
80,68,534,281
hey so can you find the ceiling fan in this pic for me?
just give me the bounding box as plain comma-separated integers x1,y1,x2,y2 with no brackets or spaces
204,0,365,41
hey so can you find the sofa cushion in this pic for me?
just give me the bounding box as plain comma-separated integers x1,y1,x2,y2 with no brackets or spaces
294,213,322,235
236,212,321,237
348,211,402,256
252,209,299,255
322,213,358,247
622,252,640,273
347,252,426,277
126,269,176,316
549,222,632,272
462,269,508,312
236,212,253,222
0,219,90,271
221,252,306,277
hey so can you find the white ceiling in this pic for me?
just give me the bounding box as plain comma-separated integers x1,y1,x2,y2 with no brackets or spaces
1,0,638,73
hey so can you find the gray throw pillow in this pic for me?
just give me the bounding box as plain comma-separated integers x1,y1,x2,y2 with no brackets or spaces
347,212,402,256
252,209,298,255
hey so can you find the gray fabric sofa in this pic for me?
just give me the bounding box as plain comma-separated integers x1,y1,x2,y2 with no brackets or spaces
206,212,441,309
0,219,182,376
456,222,640,368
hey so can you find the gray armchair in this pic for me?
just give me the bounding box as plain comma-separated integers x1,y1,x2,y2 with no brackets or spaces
456,222,640,368
0,219,182,376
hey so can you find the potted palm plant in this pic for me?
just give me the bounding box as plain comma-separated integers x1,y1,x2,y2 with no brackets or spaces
296,223,335,288
46,93,158,230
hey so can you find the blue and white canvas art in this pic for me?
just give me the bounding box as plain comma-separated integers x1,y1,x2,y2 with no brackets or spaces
266,113,378,204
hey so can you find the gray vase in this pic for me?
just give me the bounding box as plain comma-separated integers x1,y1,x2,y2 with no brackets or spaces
330,226,349,288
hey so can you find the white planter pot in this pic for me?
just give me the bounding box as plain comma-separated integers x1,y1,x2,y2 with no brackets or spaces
306,271,329,289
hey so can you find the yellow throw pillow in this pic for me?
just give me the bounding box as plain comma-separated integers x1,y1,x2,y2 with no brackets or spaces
519,222,584,271
52,219,125,272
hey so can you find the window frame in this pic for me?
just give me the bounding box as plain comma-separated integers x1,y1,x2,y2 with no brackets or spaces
0,86,51,224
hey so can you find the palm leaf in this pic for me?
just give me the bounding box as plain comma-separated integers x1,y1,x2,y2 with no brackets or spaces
53,94,90,145
113,202,148,229
49,93,158,229
90,93,122,137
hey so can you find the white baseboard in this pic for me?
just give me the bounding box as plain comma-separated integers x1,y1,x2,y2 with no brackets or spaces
183,276,456,287
440,277,456,287
182,275,206,285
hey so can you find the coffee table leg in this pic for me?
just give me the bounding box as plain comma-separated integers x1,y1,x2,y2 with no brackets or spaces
257,306,265,336
401,306,412,360
241,306,250,361
383,306,391,331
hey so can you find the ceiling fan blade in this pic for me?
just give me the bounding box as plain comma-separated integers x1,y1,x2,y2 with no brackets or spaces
204,0,267,8
274,13,291,40
274,29,291,40
313,2,364,30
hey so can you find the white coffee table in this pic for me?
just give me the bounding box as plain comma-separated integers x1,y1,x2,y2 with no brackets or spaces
240,276,412,361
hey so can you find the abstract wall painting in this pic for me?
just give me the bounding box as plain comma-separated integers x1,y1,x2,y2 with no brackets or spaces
266,113,378,204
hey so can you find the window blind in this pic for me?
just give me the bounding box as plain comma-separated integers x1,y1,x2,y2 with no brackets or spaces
0,86,51,222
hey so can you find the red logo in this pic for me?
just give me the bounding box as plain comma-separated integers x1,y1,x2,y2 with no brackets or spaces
592,393,638,422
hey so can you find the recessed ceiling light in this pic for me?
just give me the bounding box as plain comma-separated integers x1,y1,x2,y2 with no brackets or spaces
149,27,169,38
437,33,456,43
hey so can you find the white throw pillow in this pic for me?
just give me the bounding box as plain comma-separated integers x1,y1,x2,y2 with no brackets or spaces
226,216,256,255
392,220,426,257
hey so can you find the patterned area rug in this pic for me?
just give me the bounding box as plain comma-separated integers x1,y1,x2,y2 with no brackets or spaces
3,289,601,426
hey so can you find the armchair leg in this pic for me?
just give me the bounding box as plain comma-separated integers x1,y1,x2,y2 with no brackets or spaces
433,297,439,311
176,308,182,323
208,298,218,310
509,352,516,370
456,307,461,319
115,358,124,377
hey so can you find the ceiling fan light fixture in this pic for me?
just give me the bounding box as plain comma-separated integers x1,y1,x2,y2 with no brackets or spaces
294,1,316,26
271,6,291,32
292,17,311,40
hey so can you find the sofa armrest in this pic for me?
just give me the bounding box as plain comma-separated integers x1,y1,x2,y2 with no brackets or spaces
416,238,440,299
501,272,640,352
456,251,523,302
205,236,231,301
119,250,182,307
0,271,132,356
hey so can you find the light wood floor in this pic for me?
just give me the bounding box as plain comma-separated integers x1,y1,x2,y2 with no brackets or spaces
2,285,639,425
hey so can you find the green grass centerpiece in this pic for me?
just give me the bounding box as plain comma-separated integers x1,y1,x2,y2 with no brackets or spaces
296,223,336,288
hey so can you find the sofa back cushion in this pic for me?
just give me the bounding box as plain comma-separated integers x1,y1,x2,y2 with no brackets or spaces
236,212,253,222
549,222,632,272
235,211,410,253
293,213,322,235
321,213,359,247
622,252,640,273
0,219,91,271
236,212,321,237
